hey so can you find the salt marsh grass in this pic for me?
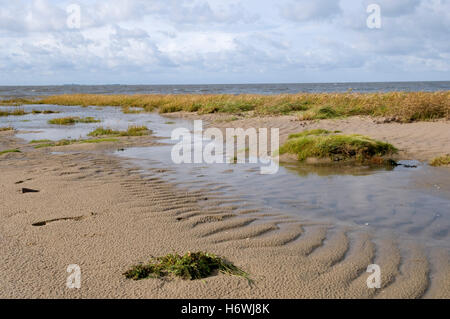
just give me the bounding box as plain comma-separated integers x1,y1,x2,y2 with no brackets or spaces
48,116,100,125
430,155,450,166
31,110,60,114
88,125,150,137
279,129,397,163
0,109,27,117
4,91,449,122
0,149,21,155
32,138,119,149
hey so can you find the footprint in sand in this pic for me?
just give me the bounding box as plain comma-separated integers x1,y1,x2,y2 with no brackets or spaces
32,215,87,227
21,188,39,193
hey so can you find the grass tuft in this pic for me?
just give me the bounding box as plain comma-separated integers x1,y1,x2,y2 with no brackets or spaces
48,116,100,125
0,149,21,155
430,155,450,167
279,130,397,163
80,138,119,144
29,139,52,144
123,251,251,282
288,129,332,139
32,138,118,148
88,125,150,137
0,109,28,117
31,110,60,114
0,126,14,131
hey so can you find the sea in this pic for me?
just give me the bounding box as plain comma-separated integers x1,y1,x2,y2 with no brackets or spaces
0,81,449,98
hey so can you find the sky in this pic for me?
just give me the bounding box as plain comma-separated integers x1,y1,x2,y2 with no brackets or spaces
0,0,449,85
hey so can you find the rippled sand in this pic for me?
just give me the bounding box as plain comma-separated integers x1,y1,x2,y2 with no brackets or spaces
0,117,449,298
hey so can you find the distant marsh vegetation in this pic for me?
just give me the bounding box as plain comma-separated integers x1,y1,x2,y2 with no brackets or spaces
2,91,449,122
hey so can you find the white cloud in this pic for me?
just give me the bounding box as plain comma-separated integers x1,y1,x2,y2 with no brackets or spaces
280,0,342,22
0,0,448,84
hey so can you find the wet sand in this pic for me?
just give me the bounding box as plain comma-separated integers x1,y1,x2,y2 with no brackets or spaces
0,115,449,299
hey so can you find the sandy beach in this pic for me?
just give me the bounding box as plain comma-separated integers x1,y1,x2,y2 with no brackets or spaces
1,0,449,304
1,113,449,299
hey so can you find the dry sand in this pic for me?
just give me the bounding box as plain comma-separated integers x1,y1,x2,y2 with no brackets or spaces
0,115,449,299
165,113,450,162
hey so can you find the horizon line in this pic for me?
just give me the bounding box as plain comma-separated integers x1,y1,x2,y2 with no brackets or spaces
1,80,450,87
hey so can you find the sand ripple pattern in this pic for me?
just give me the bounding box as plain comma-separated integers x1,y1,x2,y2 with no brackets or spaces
0,149,449,298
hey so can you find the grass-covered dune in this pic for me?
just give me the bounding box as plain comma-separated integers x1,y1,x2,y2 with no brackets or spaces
1,91,449,122
278,129,397,163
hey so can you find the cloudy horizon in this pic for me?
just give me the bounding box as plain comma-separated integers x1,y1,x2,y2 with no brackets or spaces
0,0,449,85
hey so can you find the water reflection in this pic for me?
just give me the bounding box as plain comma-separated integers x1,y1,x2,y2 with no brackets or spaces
281,162,395,177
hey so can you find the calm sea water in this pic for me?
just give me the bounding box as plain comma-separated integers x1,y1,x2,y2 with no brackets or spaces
0,81,449,98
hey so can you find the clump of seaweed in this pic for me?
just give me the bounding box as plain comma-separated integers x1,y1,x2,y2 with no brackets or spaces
430,155,450,167
0,126,14,131
48,116,100,125
88,125,150,137
123,251,251,282
278,129,397,163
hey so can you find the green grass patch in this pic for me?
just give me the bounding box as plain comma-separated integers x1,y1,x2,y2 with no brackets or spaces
122,106,145,114
33,143,57,149
80,138,119,144
287,129,332,139
0,149,21,155
48,116,100,125
31,110,60,114
88,125,150,137
29,139,52,144
430,155,450,167
87,127,119,136
279,129,397,163
123,252,250,282
0,109,28,117
33,137,118,148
